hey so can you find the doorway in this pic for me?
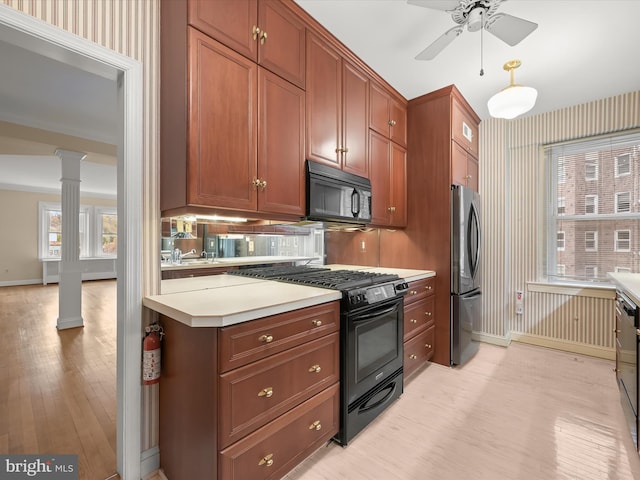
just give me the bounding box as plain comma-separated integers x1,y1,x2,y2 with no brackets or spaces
0,5,143,479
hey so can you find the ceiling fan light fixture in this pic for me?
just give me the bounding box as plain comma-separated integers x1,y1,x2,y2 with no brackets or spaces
487,60,537,119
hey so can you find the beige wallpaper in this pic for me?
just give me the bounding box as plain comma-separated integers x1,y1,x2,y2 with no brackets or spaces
479,91,640,358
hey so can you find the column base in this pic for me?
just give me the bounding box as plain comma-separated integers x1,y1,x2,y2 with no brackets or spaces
57,315,84,330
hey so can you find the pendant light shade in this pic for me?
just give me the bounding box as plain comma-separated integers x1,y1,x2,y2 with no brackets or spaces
487,60,537,119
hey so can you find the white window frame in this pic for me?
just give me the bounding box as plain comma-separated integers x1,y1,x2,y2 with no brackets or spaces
585,195,598,214
615,153,631,177
558,157,566,184
585,265,598,279
95,207,118,258
585,231,598,252
557,231,565,251
615,230,631,252
616,266,632,273
615,191,631,213
557,264,566,276
585,159,598,181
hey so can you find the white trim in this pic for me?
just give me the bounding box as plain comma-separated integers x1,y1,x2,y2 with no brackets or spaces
0,279,41,287
510,332,615,360
140,446,160,479
472,331,511,347
527,281,616,299
0,5,143,479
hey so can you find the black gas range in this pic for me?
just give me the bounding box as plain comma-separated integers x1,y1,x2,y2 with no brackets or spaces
228,265,407,444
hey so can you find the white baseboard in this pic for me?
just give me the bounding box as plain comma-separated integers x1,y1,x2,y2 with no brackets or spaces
141,446,160,479
473,331,511,347
0,279,41,287
510,332,615,360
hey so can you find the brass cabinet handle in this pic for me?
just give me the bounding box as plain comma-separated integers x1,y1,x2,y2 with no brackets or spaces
308,364,322,373
409,319,417,324
425,312,432,317
252,25,261,40
259,334,274,343
309,420,322,431
259,179,267,190
258,453,274,467
258,387,273,398
259,30,267,45
425,343,432,349
409,354,417,360
409,290,418,295
312,319,322,327
425,285,432,291
252,177,260,187
388,119,397,127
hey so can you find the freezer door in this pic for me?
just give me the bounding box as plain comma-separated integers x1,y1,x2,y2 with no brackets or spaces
451,289,481,365
451,185,481,294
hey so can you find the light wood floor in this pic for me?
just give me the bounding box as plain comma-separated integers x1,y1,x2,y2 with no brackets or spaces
0,280,118,480
283,342,640,480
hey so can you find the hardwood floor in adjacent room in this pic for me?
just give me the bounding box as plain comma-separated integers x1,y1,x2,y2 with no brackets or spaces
0,280,117,480
283,342,640,480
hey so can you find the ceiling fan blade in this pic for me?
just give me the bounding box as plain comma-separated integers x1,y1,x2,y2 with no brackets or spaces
485,13,538,46
415,25,464,60
407,0,461,12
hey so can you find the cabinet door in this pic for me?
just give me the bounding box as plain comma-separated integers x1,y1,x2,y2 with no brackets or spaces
390,97,407,147
369,130,391,225
342,60,369,177
369,81,391,137
258,68,306,215
451,140,470,188
306,33,341,168
188,28,258,210
467,155,479,192
258,0,306,88
390,142,407,227
452,99,479,157
188,0,258,61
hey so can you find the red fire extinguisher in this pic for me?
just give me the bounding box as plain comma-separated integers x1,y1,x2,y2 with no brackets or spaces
143,323,164,385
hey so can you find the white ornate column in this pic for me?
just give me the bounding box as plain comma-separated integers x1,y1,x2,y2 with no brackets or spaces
56,148,87,330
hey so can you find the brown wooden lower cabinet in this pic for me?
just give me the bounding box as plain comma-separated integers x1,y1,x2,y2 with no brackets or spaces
403,276,436,380
219,383,339,480
159,301,340,480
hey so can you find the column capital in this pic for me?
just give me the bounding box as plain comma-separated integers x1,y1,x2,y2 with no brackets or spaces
56,148,87,182
55,148,88,162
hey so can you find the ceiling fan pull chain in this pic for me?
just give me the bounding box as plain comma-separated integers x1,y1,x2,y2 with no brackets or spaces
479,9,484,76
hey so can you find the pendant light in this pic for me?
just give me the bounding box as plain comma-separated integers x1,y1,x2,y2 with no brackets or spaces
487,60,537,119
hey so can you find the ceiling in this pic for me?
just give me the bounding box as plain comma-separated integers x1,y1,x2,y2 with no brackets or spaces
294,0,640,120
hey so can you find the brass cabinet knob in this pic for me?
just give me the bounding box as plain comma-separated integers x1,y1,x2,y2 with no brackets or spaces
312,319,322,327
258,453,274,467
309,420,322,431
259,334,274,343
425,312,432,317
409,318,417,324
308,364,322,373
425,285,432,290
252,25,261,40
409,354,417,360
252,177,260,187
258,387,273,398
388,119,397,127
409,290,417,295
425,344,432,349
259,179,267,190
259,30,267,45
613,328,621,333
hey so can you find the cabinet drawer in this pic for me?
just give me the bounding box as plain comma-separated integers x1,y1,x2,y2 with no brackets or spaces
404,295,435,341
404,277,435,306
218,332,339,448
404,325,435,379
219,383,339,480
452,100,479,158
219,301,339,372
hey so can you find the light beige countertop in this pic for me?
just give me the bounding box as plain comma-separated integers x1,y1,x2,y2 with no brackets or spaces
608,272,640,305
143,264,435,328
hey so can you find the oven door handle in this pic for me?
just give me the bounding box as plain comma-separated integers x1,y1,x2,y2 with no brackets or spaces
358,381,398,414
352,303,400,322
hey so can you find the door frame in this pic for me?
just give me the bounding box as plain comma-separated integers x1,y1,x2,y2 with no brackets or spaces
0,5,144,479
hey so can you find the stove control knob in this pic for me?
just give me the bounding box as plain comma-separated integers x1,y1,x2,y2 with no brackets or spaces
349,295,358,305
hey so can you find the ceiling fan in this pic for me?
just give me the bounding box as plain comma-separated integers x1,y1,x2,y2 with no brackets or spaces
408,0,538,60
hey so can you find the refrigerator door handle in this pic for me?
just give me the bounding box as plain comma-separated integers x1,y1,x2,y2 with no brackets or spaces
467,202,481,279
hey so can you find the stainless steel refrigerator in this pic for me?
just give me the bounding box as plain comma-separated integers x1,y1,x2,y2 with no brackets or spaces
451,185,481,366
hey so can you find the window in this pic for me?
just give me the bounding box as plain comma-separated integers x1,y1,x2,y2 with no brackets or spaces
616,267,632,273
615,153,631,177
616,192,631,213
545,131,640,284
557,197,566,216
39,203,116,259
615,230,631,252
585,231,598,252
585,155,598,181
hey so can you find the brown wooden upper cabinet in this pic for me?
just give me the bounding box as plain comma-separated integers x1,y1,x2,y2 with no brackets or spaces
306,32,369,178
369,131,407,227
451,100,479,158
188,0,306,88
370,81,407,148
450,97,480,191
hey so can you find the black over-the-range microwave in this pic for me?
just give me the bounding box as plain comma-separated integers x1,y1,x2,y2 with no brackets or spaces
305,159,372,225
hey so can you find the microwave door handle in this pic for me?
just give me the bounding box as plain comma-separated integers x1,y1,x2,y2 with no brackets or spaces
351,189,361,217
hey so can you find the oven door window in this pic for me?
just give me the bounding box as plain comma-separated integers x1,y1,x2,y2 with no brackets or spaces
354,304,400,383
